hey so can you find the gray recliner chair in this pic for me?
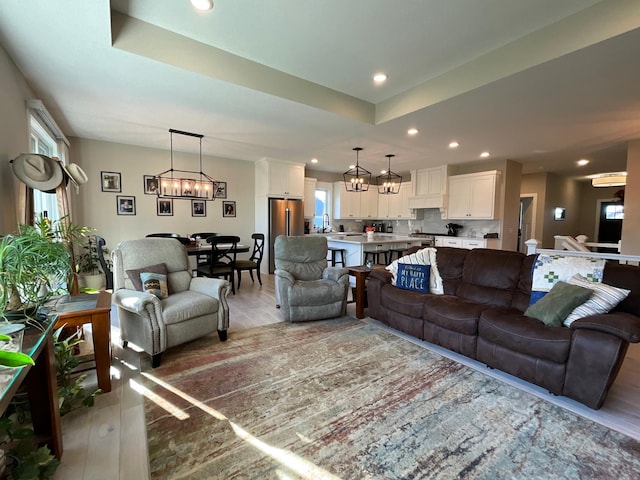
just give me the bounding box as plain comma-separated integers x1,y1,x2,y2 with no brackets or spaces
112,238,232,367
274,235,349,321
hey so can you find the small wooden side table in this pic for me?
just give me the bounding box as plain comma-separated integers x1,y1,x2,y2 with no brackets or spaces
53,290,112,393
348,264,386,319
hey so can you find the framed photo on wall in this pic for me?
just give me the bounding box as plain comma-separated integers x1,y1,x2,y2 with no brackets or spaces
116,195,136,215
101,171,121,192
144,175,159,195
214,181,227,199
223,200,236,218
191,200,206,217
157,198,173,216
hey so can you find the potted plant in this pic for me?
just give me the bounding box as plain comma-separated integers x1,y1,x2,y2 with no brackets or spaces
0,214,91,321
76,236,109,291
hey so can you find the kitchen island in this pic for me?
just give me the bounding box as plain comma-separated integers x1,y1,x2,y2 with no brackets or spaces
324,233,423,266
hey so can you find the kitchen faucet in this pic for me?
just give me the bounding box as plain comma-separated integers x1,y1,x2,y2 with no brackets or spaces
322,213,330,232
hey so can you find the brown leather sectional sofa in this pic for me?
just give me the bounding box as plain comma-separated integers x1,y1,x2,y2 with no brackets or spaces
367,247,640,409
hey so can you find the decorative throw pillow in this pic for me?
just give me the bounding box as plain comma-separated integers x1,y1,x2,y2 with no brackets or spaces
139,271,169,299
524,281,593,327
564,274,631,326
396,264,431,293
126,263,168,292
386,247,443,294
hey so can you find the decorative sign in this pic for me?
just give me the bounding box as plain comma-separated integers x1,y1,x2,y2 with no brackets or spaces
396,264,430,293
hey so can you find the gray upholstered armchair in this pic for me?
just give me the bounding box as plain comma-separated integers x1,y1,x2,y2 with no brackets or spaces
112,238,231,367
274,235,349,321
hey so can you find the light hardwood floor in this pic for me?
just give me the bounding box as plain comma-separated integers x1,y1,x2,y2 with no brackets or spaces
52,275,640,479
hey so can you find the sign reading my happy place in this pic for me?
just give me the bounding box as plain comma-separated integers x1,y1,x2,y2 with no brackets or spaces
396,263,431,293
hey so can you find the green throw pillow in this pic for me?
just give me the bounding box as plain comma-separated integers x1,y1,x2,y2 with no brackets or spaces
524,281,593,327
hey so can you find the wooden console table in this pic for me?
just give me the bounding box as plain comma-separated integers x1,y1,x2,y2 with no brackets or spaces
0,318,63,458
52,291,112,393
348,264,386,319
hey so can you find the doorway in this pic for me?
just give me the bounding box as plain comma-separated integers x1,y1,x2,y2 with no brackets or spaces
518,194,537,253
595,200,623,253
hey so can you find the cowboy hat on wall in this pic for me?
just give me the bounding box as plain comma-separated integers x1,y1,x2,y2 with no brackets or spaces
11,153,87,193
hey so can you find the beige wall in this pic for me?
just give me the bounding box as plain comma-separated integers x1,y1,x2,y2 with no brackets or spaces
541,174,581,248
520,173,582,248
500,160,522,251
70,138,257,250
577,183,620,241
0,43,34,233
621,140,640,255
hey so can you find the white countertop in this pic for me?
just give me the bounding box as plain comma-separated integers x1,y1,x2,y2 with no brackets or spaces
325,233,421,245
435,235,495,241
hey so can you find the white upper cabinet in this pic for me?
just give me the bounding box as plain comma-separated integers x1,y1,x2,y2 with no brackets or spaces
359,188,378,219
446,170,499,219
304,177,317,217
256,159,305,198
379,182,416,219
333,181,358,219
333,181,378,219
408,165,448,209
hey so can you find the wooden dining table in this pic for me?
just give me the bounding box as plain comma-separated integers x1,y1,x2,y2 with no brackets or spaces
185,243,249,256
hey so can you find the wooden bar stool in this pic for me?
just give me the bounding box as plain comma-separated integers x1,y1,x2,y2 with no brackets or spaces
388,248,406,262
364,250,389,265
327,247,346,267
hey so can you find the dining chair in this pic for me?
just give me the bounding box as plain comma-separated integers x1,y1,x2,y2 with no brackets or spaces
196,235,240,294
146,232,191,245
190,232,217,267
95,235,113,290
235,233,265,289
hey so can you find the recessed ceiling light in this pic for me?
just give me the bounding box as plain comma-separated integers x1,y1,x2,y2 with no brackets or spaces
407,128,419,136
191,0,214,11
577,159,589,166
480,151,490,158
449,141,459,149
373,73,387,84
311,158,318,164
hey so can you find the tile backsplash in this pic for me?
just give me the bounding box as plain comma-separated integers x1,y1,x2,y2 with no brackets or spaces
332,208,500,238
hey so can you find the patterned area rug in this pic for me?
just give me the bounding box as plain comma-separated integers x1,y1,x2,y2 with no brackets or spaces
143,318,640,479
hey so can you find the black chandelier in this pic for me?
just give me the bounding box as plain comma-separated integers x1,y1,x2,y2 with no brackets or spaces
343,147,371,192
377,154,402,194
155,129,217,201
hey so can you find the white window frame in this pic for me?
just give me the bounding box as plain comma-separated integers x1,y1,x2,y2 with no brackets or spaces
313,181,333,231
30,115,60,223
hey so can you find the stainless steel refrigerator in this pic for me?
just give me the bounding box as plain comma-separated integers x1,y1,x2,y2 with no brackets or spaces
269,198,305,273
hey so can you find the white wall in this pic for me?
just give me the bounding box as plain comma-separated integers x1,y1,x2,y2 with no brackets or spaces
70,138,257,251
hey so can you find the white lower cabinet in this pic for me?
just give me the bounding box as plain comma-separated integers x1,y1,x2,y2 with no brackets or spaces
435,237,463,248
462,239,486,249
435,237,487,249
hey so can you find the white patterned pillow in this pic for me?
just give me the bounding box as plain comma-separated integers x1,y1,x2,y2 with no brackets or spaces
564,274,630,326
386,247,443,295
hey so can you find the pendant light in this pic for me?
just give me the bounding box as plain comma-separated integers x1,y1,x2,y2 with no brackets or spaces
155,129,218,201
343,147,371,192
377,154,402,194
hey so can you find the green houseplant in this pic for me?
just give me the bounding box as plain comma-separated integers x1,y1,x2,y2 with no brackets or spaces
0,214,91,321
